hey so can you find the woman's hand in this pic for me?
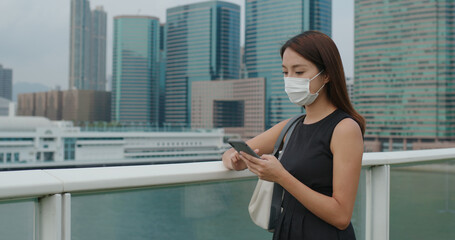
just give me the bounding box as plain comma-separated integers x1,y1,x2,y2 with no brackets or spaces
239,151,288,183
227,150,248,171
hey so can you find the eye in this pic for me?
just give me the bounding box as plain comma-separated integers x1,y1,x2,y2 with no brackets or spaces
295,72,304,75
282,71,288,75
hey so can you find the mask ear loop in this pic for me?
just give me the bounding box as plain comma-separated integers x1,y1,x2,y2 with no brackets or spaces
315,83,326,94
310,69,324,81
311,69,326,94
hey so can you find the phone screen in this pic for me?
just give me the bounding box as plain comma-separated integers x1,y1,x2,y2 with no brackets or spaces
228,139,261,158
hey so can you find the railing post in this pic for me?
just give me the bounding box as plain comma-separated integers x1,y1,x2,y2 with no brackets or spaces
365,165,390,240
63,193,71,240
36,193,71,240
37,194,62,240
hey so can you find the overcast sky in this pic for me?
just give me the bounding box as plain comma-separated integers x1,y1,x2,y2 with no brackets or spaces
0,0,354,90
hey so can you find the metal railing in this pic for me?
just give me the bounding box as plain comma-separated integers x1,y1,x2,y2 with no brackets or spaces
1,148,455,240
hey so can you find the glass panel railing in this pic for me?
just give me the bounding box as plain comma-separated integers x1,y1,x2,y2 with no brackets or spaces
352,167,367,240
72,172,368,240
390,159,455,240
72,179,272,240
0,199,36,240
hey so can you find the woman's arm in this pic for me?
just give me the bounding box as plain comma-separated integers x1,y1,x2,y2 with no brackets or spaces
240,118,363,230
222,118,291,170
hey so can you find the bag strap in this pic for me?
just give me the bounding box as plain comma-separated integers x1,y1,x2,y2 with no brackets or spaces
272,113,306,158
268,113,305,231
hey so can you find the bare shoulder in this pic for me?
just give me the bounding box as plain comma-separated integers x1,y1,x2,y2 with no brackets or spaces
331,118,363,152
334,118,362,137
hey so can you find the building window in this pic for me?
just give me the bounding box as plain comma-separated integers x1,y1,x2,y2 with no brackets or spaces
213,100,245,128
6,153,11,162
14,153,19,162
43,152,54,162
0,153,3,162
64,138,76,160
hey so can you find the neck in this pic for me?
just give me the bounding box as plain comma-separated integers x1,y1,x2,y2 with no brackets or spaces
303,92,337,124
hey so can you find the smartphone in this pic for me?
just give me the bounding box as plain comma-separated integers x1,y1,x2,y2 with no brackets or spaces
228,139,261,158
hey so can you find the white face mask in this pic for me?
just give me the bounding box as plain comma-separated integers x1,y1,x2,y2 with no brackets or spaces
284,70,325,106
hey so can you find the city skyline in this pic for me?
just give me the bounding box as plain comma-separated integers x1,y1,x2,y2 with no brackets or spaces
0,0,354,92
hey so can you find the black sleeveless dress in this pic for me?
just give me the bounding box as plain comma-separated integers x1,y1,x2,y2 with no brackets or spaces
273,109,357,240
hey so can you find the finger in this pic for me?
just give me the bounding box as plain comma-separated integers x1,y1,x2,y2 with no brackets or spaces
231,153,240,163
239,155,263,174
238,153,254,166
260,154,276,161
238,151,255,163
244,160,259,175
232,151,242,161
254,149,260,153
240,151,262,164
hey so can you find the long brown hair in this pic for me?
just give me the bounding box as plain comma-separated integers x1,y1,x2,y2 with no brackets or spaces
280,31,365,135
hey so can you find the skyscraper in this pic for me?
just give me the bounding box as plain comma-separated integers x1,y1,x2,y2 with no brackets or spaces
245,0,331,128
90,6,107,91
0,64,13,101
165,1,241,126
159,24,167,126
354,0,455,151
69,0,107,91
111,16,161,123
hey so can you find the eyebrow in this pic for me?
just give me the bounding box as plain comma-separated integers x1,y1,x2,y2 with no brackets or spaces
282,64,308,68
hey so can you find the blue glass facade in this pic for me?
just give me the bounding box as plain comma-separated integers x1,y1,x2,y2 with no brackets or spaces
245,0,331,128
111,16,161,123
165,1,240,125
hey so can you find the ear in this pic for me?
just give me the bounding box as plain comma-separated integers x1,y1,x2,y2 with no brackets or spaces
322,73,330,84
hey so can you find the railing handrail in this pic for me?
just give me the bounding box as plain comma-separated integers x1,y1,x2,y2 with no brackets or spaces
1,148,455,201
362,147,455,166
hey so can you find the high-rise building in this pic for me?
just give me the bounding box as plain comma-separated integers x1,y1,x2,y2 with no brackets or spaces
90,6,107,91
354,0,455,151
165,1,241,126
159,23,167,126
0,64,13,101
69,0,107,91
245,0,331,128
111,16,161,123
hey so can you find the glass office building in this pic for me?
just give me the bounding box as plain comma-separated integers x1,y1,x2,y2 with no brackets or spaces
354,0,455,151
69,0,107,91
111,16,161,123
165,1,240,126
245,0,331,128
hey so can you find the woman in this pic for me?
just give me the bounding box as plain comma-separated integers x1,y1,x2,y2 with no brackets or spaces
222,31,365,239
